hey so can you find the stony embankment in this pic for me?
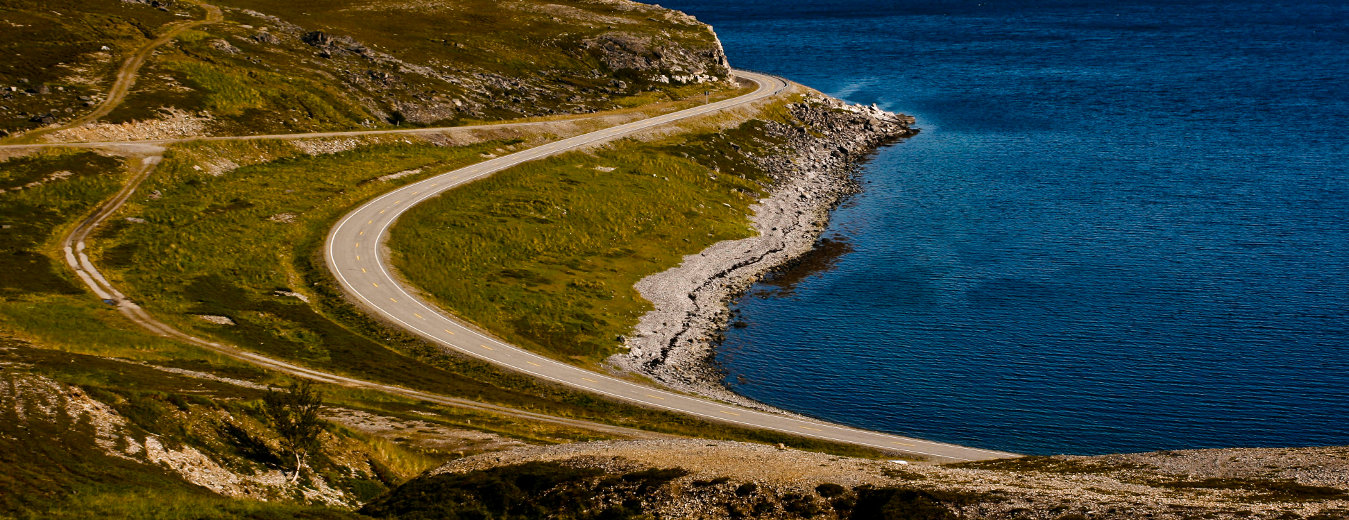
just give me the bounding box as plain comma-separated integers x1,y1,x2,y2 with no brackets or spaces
365,439,1349,519
609,95,916,408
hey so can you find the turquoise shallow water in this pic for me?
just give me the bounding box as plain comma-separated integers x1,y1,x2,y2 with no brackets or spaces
658,0,1349,455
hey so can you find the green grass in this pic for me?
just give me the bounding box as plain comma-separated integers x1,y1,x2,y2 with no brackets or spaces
389,118,791,363
0,149,123,295
0,148,265,369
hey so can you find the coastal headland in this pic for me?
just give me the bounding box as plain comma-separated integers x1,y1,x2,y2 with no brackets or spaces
1,0,1344,517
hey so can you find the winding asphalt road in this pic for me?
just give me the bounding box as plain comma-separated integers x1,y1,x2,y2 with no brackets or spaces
11,10,1013,457
326,70,1016,462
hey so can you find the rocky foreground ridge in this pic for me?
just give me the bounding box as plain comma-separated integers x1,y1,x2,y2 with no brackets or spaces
609,94,917,409
365,439,1349,519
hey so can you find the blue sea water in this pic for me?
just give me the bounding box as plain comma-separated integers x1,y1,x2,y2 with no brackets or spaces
657,0,1349,455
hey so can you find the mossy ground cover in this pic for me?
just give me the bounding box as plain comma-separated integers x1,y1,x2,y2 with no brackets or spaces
389,117,791,363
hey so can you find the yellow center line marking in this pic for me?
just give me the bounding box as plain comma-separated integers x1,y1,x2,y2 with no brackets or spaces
414,313,424,319
443,329,456,335
526,361,541,367
719,410,741,416
368,220,373,224
892,441,916,447
379,209,385,214
389,297,398,303
645,394,665,400
354,243,360,248
800,426,823,432
581,377,598,383
359,231,364,236
371,282,379,288
356,255,361,261
480,344,495,351
361,267,367,273
393,200,401,205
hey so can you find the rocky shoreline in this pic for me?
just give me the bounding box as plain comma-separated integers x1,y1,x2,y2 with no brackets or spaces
607,94,917,409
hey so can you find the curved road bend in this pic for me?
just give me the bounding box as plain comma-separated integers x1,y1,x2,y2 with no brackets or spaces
327,70,1017,463
39,1,669,440
58,154,669,440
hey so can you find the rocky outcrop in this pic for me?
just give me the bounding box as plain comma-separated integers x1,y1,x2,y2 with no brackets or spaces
226,3,731,127
608,95,916,409
581,31,730,85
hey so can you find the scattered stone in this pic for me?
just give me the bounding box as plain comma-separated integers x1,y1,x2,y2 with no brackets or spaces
251,28,280,45
197,314,235,326
273,290,310,303
208,39,241,55
377,168,422,182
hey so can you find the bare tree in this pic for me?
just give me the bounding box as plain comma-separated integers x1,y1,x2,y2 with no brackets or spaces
262,381,325,482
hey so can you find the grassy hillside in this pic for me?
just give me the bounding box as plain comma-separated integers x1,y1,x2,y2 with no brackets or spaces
2,0,732,139
0,148,628,518
0,0,199,137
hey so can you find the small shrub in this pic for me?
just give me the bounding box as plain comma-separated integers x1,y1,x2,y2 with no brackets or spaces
816,483,848,498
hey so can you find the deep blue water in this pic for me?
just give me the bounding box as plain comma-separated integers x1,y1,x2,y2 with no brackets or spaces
657,0,1349,455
